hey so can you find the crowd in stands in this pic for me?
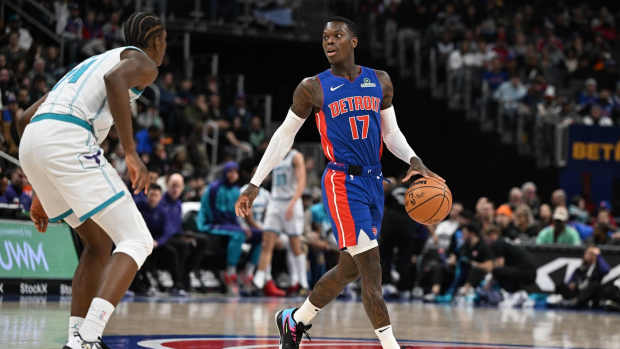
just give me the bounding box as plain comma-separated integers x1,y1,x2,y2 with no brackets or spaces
0,1,620,312
392,182,620,310
378,0,620,127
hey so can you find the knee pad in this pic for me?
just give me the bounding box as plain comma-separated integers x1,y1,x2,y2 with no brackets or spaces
91,195,154,268
114,237,153,269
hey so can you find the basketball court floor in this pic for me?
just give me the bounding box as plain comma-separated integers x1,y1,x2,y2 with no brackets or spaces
2,295,618,349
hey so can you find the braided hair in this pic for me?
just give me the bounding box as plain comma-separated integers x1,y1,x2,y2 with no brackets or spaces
123,12,164,49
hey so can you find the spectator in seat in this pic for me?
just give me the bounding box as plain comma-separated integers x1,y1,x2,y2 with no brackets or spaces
549,246,611,308
159,173,207,294
597,201,617,229
486,225,536,293
551,188,567,209
536,206,581,245
5,167,31,211
434,202,463,248
507,187,523,212
81,10,106,56
2,32,26,67
3,14,32,51
136,184,184,295
577,78,599,111
196,162,251,296
456,222,493,297
568,195,590,224
493,74,527,113
583,104,613,126
226,93,252,128
495,204,519,240
248,116,266,152
2,92,20,155
513,204,539,241
62,3,84,63
483,58,507,91
598,89,614,117
521,181,540,214
586,210,615,246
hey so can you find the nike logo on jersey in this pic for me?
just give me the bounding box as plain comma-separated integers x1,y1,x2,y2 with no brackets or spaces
330,84,344,92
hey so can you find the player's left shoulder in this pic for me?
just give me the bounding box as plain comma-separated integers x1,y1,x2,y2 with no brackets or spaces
371,69,393,86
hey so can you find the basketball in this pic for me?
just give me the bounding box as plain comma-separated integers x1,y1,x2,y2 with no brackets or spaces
405,175,452,225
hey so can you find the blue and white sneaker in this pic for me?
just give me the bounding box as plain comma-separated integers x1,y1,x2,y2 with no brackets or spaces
275,308,312,349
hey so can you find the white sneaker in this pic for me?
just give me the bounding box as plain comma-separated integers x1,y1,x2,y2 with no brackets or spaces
157,270,174,288
62,333,81,349
412,287,424,299
64,334,108,349
546,294,563,305
189,271,202,289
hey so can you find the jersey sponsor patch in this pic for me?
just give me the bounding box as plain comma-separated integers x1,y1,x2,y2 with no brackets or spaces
360,77,376,88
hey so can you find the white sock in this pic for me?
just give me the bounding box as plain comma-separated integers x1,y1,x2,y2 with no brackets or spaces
375,325,399,349
266,265,273,281
245,263,256,278
293,298,321,324
226,266,236,275
295,254,309,289
68,316,84,341
254,270,266,288
287,249,299,286
78,298,115,342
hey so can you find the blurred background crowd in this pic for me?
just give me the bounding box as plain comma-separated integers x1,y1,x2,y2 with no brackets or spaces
0,0,619,312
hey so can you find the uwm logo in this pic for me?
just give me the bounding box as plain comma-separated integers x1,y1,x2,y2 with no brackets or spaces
328,96,381,118
0,240,49,272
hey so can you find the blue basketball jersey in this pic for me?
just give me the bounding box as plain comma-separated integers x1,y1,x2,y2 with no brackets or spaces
315,66,383,166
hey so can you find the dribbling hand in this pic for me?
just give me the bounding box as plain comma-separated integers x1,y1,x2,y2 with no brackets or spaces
126,151,150,194
402,156,445,183
235,184,259,218
30,195,48,233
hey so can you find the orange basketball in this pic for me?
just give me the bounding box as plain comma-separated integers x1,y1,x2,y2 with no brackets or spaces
405,175,452,225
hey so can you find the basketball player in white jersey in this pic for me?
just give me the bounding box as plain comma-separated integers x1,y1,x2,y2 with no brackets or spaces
253,149,308,295
17,13,166,349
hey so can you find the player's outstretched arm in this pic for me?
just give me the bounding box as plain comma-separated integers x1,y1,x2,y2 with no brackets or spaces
104,50,158,194
375,70,444,183
235,78,318,218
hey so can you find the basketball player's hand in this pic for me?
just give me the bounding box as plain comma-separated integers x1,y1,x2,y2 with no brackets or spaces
235,184,259,218
285,202,295,221
126,151,150,194
30,195,48,233
402,157,445,183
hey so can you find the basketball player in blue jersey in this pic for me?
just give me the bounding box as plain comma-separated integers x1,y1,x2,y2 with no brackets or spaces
236,16,444,349
17,13,166,349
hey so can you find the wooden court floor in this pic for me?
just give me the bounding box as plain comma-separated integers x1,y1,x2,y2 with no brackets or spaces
1,295,619,349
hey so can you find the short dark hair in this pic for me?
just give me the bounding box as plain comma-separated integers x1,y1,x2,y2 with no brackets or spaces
463,222,482,236
323,16,358,37
123,12,164,49
149,183,162,192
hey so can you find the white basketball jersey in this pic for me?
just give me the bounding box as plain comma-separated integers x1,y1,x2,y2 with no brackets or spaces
271,149,299,200
35,46,144,143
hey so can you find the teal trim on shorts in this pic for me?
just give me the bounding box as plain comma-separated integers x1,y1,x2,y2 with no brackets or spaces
131,87,143,95
31,113,94,134
49,209,73,223
78,191,125,222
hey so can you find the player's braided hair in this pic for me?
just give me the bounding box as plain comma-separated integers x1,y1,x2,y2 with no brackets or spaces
123,12,164,49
